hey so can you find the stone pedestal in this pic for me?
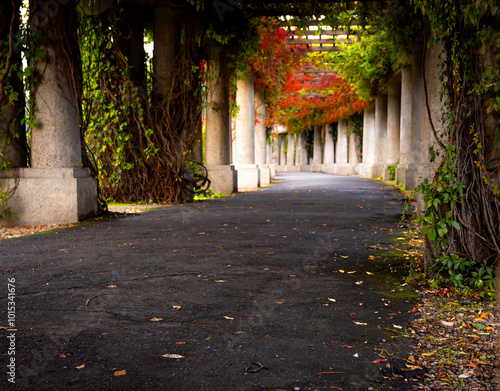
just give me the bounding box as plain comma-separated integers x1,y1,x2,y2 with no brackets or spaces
0,168,98,226
269,163,276,180
205,165,237,194
257,164,270,186
235,164,259,191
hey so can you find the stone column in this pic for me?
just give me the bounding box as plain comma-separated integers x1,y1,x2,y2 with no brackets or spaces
279,134,286,169
384,82,401,180
205,45,236,194
419,41,445,182
348,131,361,174
398,45,423,190
396,67,412,186
323,123,335,173
1,2,97,225
299,131,309,170
334,120,348,174
234,71,259,190
153,6,183,101
254,87,270,186
359,105,375,177
312,125,323,171
286,133,297,171
372,94,388,178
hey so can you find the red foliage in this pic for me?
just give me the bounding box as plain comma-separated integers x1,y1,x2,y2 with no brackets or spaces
249,22,368,132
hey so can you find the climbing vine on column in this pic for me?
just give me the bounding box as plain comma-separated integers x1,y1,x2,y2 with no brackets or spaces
414,0,499,297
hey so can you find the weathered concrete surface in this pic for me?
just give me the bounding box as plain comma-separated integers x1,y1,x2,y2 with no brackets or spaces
373,95,388,179
0,168,98,226
335,120,349,175
396,67,412,187
359,106,375,178
0,172,418,390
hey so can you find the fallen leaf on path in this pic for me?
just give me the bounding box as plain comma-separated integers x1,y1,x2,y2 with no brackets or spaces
348,271,356,274
107,285,117,288
223,316,234,320
372,359,387,363
339,255,349,258
366,272,374,275
353,321,368,326
149,317,163,322
328,298,336,302
232,331,247,334
159,354,185,359
355,281,363,285
342,345,357,348
175,342,186,345
215,280,227,283
75,364,85,369
172,305,181,310
338,270,345,273
114,370,126,377
393,324,403,329
440,320,455,327
353,353,359,357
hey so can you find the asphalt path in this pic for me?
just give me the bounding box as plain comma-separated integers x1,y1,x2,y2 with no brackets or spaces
0,172,420,390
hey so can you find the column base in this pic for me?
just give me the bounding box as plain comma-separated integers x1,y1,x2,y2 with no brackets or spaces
300,165,312,172
347,163,360,175
285,165,300,172
358,163,374,178
257,164,270,186
396,164,420,190
235,164,259,191
269,164,277,180
206,165,237,195
0,168,98,226
323,164,336,174
311,164,324,172
334,163,349,175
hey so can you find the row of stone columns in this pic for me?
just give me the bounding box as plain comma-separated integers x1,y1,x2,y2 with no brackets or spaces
205,55,276,193
274,42,442,191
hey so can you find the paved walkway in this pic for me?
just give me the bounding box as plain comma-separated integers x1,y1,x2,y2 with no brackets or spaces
0,172,419,390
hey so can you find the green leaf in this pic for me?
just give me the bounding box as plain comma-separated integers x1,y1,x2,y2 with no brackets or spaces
427,228,437,241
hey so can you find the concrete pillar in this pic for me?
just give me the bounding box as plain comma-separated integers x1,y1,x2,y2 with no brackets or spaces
1,2,97,225
297,131,309,170
286,133,297,170
323,123,335,173
254,87,270,186
335,119,348,174
384,82,401,180
348,131,361,174
234,71,259,190
419,41,445,181
312,125,323,171
205,45,236,194
396,67,412,186
359,105,375,177
372,95,388,178
397,45,423,190
279,134,286,168
153,6,183,101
